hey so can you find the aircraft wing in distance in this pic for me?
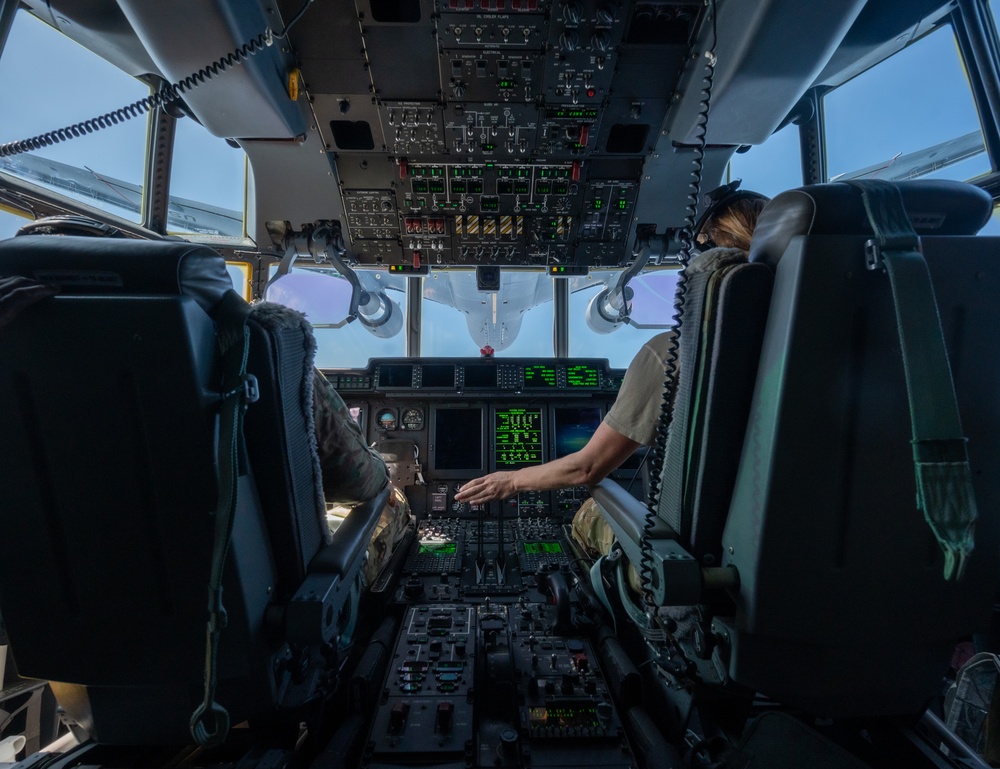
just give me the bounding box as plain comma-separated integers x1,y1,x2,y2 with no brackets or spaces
0,153,243,238
830,130,985,182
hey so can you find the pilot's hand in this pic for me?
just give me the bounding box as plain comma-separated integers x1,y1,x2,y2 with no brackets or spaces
454,472,517,505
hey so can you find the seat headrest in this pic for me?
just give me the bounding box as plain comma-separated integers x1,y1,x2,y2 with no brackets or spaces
0,236,233,314
749,180,993,269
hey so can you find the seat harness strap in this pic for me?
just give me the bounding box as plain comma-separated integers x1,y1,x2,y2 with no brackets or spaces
190,289,258,746
849,180,978,580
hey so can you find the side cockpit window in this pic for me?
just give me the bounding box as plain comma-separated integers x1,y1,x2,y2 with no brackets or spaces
0,10,149,223
823,24,990,185
168,117,247,240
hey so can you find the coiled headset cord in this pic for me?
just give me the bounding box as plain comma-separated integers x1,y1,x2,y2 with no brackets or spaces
637,0,718,628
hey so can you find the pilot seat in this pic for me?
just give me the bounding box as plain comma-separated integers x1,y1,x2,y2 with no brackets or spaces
592,180,1000,756
0,235,388,749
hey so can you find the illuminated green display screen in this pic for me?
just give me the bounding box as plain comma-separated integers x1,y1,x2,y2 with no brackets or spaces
528,702,599,729
546,108,599,120
524,364,557,388
523,541,563,555
419,542,457,555
566,364,599,388
494,407,543,468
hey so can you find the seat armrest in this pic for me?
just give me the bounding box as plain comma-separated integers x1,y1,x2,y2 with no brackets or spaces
309,487,390,577
590,479,676,566
286,487,390,645
590,479,704,606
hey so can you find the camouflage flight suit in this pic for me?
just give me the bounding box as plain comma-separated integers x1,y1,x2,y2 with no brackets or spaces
313,369,389,504
313,370,410,586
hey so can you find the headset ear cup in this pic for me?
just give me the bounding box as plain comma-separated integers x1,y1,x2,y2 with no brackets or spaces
693,180,769,241
694,179,743,238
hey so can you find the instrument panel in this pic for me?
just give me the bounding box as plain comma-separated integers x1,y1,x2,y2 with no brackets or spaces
329,357,630,512
329,358,614,393
330,356,641,513
331,357,647,768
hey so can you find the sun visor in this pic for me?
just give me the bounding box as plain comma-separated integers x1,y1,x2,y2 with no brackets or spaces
116,0,308,140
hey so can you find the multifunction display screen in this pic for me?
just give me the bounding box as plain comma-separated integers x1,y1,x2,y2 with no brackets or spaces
419,542,458,555
524,364,557,388
553,405,602,458
433,407,484,474
421,364,456,388
493,407,543,469
565,364,600,388
523,541,564,554
378,364,414,388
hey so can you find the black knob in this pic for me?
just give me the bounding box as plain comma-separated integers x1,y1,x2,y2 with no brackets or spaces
403,577,425,598
500,727,520,756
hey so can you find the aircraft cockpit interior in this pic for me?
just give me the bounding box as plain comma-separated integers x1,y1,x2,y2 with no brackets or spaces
0,1,999,769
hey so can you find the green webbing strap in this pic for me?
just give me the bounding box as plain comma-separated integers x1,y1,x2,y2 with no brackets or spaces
848,180,978,581
190,290,257,746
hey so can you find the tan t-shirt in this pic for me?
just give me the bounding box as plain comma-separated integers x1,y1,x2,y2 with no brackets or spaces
603,331,676,446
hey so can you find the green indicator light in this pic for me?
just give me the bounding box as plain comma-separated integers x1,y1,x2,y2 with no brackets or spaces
618,199,627,209
593,199,603,209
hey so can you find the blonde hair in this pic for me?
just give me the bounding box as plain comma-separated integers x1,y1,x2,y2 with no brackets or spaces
701,196,769,251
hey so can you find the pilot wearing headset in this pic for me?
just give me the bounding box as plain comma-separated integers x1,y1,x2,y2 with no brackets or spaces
455,181,770,547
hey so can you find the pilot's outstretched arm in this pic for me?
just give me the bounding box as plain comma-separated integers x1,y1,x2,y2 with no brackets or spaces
455,422,639,505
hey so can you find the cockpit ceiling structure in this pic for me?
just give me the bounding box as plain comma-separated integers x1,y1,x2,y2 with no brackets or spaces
17,0,904,266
